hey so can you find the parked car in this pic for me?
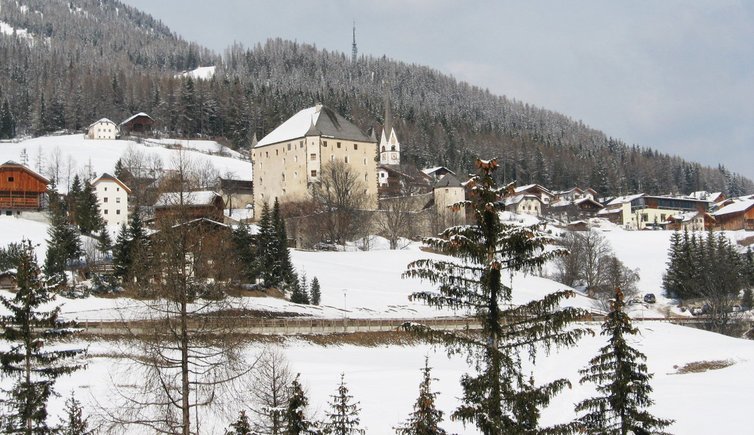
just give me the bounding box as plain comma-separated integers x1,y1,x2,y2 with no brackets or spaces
691,306,703,316
643,293,656,304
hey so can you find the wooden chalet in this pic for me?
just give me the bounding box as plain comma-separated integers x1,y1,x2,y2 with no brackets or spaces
0,161,49,214
120,112,154,136
712,199,754,231
0,270,17,291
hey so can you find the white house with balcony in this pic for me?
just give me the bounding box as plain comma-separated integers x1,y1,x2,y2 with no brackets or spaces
86,118,118,140
91,173,131,226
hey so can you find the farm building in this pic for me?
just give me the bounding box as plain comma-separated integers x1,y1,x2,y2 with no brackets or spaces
0,161,49,215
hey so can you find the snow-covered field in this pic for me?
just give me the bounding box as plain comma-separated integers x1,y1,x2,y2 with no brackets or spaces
0,134,251,193
25,321,754,434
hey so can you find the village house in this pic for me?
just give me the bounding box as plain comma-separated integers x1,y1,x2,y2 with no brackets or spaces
86,118,118,140
546,196,604,223
0,270,17,291
91,173,131,227
598,194,710,230
421,166,456,182
665,211,712,232
251,104,379,209
503,194,543,217
153,190,224,223
553,187,598,202
712,199,754,231
0,161,49,216
513,184,555,205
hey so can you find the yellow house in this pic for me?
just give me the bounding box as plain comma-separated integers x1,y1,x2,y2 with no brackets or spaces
252,104,378,209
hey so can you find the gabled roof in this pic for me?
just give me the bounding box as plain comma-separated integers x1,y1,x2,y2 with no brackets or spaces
712,199,754,217
434,174,462,189
421,166,455,177
154,191,222,208
606,193,645,206
504,194,542,206
513,184,554,197
0,160,50,184
91,173,131,194
120,112,153,126
256,104,373,148
88,118,116,129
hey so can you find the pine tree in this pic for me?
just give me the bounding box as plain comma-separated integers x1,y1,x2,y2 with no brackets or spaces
310,277,321,306
323,374,363,435
574,288,673,434
403,158,589,433
58,393,92,435
226,410,253,435
286,374,316,435
96,228,113,257
112,224,131,279
67,175,83,224
0,241,86,434
394,358,447,435
256,202,277,288
0,99,16,139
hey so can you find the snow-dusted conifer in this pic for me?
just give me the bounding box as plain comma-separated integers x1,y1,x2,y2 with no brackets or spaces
323,374,363,435
403,158,589,433
310,277,321,306
226,410,253,435
286,374,316,435
0,240,86,433
574,288,673,434
394,358,447,435
59,393,92,435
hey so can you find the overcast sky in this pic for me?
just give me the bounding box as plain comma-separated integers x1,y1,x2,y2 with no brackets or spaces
120,0,754,181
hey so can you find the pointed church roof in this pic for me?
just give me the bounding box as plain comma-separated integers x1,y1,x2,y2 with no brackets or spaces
256,104,373,148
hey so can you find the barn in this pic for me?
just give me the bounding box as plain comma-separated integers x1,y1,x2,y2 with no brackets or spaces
120,112,155,136
0,161,49,215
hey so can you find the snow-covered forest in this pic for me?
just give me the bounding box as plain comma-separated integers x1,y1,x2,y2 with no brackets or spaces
0,0,751,196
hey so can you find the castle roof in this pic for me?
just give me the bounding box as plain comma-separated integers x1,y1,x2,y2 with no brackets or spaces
256,104,373,148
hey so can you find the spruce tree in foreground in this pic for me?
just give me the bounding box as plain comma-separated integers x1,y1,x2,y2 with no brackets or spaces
44,189,83,283
0,240,86,434
394,358,447,435
286,374,316,435
403,158,590,433
574,288,673,435
323,374,363,435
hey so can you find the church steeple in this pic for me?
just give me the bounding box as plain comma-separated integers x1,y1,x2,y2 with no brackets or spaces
351,21,358,63
379,93,400,166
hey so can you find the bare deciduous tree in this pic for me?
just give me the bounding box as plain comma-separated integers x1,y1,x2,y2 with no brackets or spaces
249,348,294,435
310,160,370,245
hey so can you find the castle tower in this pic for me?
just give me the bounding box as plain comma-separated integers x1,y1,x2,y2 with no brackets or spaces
379,95,400,165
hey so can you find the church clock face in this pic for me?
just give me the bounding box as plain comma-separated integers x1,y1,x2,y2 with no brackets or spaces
391,152,397,160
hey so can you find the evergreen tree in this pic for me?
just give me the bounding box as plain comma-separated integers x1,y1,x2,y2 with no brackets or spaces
0,241,86,434
745,247,754,287
323,374,363,435
96,228,113,257
286,374,316,435
67,175,82,224
112,224,131,279
232,223,259,283
273,198,296,289
291,274,310,304
226,410,253,435
0,99,16,139
403,158,589,433
574,288,673,434
58,393,92,435
44,189,82,282
112,212,148,283
76,182,104,235
256,202,277,288
310,277,321,306
394,358,447,435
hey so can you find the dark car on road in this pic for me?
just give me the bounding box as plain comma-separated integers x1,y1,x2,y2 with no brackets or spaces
643,293,656,304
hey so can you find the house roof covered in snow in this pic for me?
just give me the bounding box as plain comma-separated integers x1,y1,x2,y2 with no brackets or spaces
504,194,541,206
434,174,462,189
120,112,153,126
256,104,373,148
154,190,222,208
606,193,645,206
87,118,116,129
712,199,754,217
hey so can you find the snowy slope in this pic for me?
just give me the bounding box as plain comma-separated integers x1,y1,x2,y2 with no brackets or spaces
0,134,251,193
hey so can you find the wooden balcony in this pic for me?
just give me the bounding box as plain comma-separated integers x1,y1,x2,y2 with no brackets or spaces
0,194,41,209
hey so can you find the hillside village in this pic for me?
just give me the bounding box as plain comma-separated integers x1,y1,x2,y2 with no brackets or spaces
1,2,754,433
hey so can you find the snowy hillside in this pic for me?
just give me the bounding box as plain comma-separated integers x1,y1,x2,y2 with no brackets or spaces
0,134,251,193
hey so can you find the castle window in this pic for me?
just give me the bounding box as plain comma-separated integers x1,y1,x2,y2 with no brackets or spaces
354,144,358,150
337,142,341,148
311,170,317,177
323,141,328,147
282,173,286,181
300,141,304,147
310,153,317,161
345,156,349,163
287,143,291,151
276,149,279,156
363,158,367,165
266,152,269,158
364,174,368,182
294,156,298,162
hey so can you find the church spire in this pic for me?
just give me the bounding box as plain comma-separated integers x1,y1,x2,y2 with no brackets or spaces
352,21,358,63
